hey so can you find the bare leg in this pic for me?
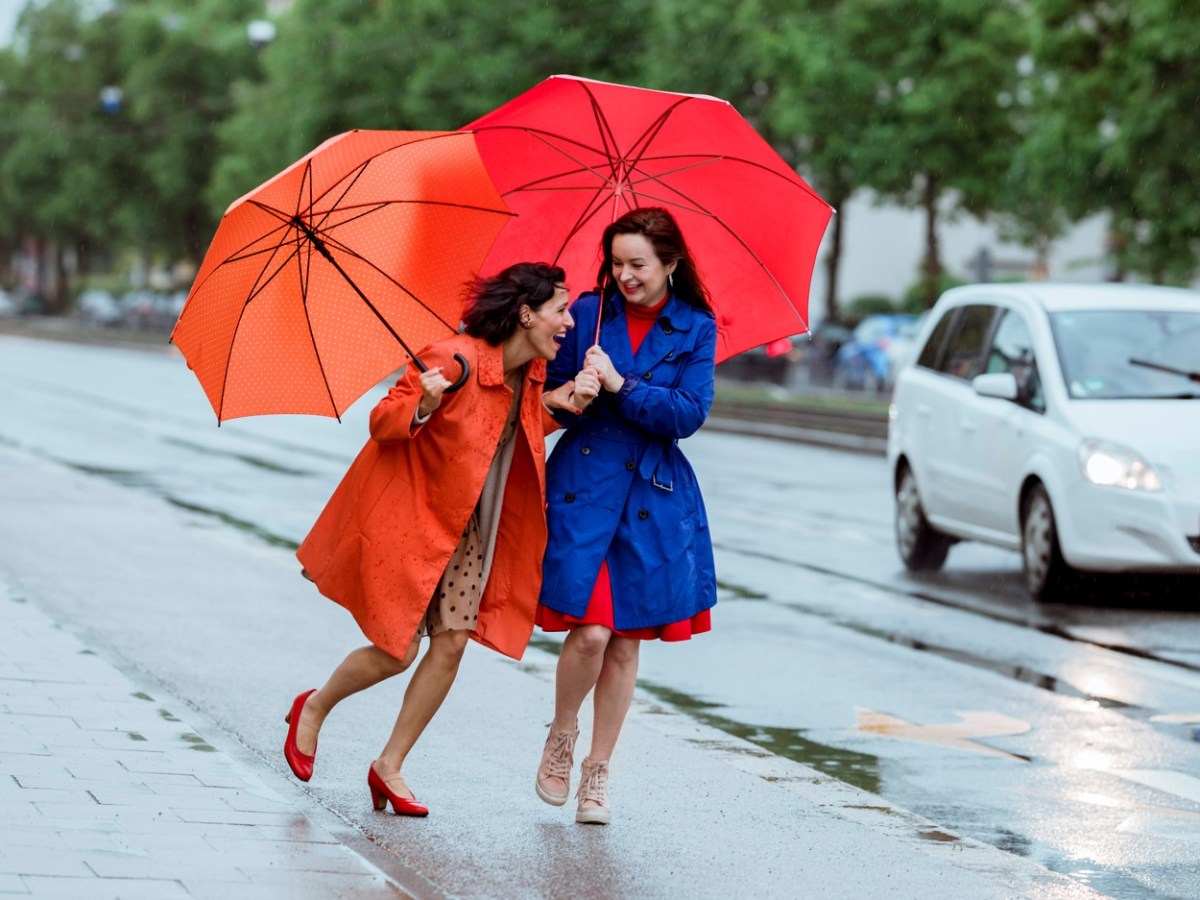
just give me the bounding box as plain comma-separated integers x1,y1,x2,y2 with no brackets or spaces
373,630,470,798
553,625,612,730
295,640,419,755
583,636,640,807
537,625,611,798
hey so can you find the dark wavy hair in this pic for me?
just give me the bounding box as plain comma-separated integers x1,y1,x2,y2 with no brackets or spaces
595,207,712,313
462,262,567,345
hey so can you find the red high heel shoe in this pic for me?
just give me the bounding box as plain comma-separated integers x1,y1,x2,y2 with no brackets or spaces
368,762,429,817
283,689,318,782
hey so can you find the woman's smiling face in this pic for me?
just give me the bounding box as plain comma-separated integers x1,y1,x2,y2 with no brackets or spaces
611,233,676,307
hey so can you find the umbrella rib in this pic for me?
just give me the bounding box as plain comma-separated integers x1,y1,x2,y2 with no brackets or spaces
295,222,342,421
215,236,305,421
636,177,805,327
316,230,461,332
632,152,831,204
575,82,623,184
299,131,499,215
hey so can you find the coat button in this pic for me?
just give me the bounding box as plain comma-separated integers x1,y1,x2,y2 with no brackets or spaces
581,446,591,455
565,493,575,503
643,371,653,380
638,508,649,520
663,325,674,334
666,351,675,359
625,460,635,471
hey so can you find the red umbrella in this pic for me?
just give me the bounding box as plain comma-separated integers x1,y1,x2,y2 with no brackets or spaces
465,75,834,361
172,130,512,422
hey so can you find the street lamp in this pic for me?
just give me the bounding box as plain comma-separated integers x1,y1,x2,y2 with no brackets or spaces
247,19,276,52
99,85,123,115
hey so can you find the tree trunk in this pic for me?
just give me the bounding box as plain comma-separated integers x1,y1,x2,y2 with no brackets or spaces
822,206,844,324
52,243,70,315
921,172,941,307
920,173,941,306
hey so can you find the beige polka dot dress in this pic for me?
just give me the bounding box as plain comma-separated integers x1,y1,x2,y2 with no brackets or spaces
420,379,523,637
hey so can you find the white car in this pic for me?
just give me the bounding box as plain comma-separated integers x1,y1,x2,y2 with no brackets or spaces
887,282,1200,602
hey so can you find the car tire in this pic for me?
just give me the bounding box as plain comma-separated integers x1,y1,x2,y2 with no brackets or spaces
1021,484,1078,602
895,465,952,572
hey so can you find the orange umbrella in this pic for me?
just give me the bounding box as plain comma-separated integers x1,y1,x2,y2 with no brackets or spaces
172,130,513,422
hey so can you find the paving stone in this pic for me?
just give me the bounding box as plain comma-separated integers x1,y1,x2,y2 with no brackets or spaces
0,873,29,894
0,584,406,898
18,875,190,899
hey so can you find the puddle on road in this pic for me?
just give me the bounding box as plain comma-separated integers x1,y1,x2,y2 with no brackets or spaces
638,680,883,794
165,498,299,550
161,436,314,477
716,579,768,600
46,456,301,552
527,637,882,792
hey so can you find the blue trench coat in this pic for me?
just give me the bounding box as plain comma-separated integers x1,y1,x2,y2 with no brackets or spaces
539,291,718,630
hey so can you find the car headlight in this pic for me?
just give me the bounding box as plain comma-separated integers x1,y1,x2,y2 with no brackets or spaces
1077,439,1162,491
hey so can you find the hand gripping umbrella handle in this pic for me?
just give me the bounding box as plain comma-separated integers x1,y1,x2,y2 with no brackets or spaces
409,351,471,393
443,354,471,393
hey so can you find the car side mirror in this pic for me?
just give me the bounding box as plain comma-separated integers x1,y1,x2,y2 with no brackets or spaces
972,372,1019,401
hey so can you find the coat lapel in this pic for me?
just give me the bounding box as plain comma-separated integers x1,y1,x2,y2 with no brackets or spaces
632,295,695,371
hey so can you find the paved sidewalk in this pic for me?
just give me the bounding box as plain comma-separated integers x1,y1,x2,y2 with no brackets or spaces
0,581,404,900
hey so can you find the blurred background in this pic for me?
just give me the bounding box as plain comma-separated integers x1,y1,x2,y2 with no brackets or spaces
0,0,1197,393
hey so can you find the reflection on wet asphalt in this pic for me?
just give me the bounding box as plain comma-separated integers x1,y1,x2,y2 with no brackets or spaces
3,339,1200,899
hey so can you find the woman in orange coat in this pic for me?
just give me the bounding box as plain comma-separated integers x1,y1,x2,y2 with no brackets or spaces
285,262,600,816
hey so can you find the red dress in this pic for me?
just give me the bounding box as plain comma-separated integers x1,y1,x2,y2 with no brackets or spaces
535,295,712,642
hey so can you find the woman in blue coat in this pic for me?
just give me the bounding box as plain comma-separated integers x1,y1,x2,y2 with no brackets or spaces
534,207,717,825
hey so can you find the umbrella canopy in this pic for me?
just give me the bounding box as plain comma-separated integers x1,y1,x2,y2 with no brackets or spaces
172,130,512,422
465,75,834,362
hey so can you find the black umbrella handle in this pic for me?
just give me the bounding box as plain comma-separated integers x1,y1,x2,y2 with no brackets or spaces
408,351,470,394
443,354,471,393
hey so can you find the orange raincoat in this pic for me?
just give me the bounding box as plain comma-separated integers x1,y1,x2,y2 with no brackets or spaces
297,334,558,661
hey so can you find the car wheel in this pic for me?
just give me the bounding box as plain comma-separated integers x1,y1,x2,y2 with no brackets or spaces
895,465,951,571
1021,484,1078,602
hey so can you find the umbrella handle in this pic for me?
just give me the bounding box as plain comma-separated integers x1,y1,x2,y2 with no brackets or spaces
443,353,471,394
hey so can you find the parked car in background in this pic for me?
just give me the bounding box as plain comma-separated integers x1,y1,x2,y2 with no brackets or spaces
832,313,919,391
75,289,123,326
0,289,17,318
888,283,1200,602
802,318,854,386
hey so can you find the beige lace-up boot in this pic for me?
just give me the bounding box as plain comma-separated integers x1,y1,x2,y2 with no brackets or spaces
535,721,579,806
575,757,611,825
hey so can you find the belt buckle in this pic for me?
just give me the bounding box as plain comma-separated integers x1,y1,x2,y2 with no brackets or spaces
652,473,673,492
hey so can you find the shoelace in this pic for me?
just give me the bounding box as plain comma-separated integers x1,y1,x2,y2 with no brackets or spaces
577,760,609,806
542,725,578,780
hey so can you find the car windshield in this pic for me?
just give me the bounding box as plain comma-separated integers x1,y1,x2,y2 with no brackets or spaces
1051,309,1200,399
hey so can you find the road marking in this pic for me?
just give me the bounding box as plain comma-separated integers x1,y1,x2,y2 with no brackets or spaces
854,708,1030,761
1148,712,1200,725
1113,769,1200,806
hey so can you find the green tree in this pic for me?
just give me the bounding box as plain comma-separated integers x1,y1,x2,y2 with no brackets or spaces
0,0,131,309
210,0,652,217
1030,0,1200,283
846,0,1026,306
113,0,263,263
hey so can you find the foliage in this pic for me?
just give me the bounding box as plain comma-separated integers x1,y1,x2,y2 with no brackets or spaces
2,0,1198,308
1029,0,1200,282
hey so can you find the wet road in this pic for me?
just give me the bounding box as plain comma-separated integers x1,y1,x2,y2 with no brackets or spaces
1,335,1198,899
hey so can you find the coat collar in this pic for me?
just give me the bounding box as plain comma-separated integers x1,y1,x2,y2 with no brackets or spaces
600,293,700,372
474,336,546,388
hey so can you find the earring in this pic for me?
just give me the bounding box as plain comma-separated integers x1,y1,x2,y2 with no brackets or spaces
668,273,674,289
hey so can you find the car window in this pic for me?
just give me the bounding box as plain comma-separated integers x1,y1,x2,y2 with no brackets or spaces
1051,309,1200,399
986,310,1045,412
937,304,996,381
916,309,955,370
